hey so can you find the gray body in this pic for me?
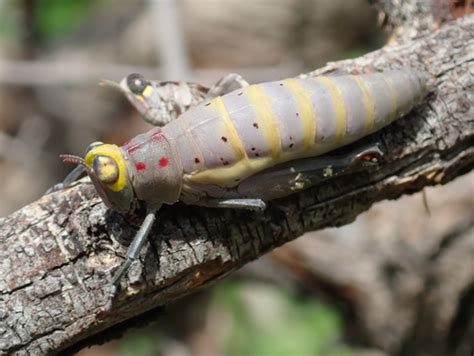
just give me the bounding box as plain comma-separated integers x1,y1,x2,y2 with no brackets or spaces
121,69,428,211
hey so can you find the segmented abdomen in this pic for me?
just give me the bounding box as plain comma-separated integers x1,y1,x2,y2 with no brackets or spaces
162,69,428,187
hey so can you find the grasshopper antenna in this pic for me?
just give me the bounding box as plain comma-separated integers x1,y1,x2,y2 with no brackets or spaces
46,155,89,194
99,79,124,92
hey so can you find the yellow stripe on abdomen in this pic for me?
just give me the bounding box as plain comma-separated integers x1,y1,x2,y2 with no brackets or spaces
315,76,347,144
185,86,283,187
352,75,375,134
245,84,282,159
380,74,398,122
186,95,271,187
211,96,247,160
282,79,316,151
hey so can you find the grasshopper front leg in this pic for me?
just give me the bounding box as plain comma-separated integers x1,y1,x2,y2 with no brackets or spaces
106,211,156,310
46,165,87,194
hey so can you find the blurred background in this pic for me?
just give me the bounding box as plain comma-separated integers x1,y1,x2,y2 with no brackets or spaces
0,1,472,355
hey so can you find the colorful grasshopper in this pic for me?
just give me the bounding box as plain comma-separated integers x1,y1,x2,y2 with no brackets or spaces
101,72,248,126
58,68,428,308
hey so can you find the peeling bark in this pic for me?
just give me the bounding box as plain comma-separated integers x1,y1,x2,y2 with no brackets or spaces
0,4,473,355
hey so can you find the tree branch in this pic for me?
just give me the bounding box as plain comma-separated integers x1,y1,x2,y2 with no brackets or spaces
0,10,472,356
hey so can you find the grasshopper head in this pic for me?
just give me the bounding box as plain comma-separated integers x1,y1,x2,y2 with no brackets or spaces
101,73,158,122
62,142,135,213
121,73,153,115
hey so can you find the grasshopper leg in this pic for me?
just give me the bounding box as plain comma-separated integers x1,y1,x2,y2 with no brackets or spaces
206,73,249,99
105,211,156,310
237,143,383,201
198,198,266,211
46,165,87,194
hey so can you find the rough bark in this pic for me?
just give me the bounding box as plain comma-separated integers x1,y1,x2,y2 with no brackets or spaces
247,171,473,356
0,4,473,356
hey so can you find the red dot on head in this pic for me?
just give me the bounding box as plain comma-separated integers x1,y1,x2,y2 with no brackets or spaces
158,156,169,167
135,162,146,170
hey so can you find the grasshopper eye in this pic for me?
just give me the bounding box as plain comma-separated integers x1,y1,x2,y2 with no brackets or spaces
86,141,104,153
93,155,119,185
127,73,148,95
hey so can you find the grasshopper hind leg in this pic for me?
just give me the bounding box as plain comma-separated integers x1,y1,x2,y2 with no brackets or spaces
237,143,383,201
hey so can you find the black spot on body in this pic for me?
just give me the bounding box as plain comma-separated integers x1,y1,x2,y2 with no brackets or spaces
251,147,256,151
253,123,259,129
221,136,228,142
204,102,211,106
296,113,299,117
194,157,200,163
237,92,243,96
289,143,294,148
255,153,260,157
223,161,229,166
